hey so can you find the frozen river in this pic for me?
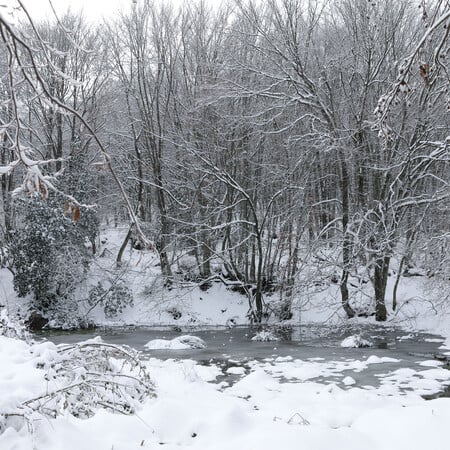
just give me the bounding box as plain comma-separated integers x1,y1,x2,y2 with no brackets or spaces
35,324,449,394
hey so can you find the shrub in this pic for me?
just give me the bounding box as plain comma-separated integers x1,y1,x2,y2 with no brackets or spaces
87,281,134,318
9,195,96,324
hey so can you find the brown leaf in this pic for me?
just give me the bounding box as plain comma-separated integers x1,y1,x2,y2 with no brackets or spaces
419,63,430,86
64,200,72,216
73,207,81,222
39,180,48,200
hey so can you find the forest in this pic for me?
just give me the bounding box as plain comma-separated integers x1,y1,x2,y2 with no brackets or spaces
0,0,449,327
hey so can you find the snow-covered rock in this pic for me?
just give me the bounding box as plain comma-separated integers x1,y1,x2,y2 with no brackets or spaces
226,316,239,328
144,335,206,350
341,335,373,348
342,376,356,386
226,366,246,375
251,330,279,342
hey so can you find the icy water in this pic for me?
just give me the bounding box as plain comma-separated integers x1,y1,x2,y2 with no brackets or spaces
35,324,449,393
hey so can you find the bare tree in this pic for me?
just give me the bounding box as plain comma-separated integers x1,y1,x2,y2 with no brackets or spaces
0,1,153,247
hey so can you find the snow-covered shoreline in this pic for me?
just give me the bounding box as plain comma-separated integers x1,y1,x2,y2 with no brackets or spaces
4,226,449,337
2,323,450,450
2,227,450,449
2,280,450,449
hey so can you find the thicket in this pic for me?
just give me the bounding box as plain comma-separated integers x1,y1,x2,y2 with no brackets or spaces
9,195,96,327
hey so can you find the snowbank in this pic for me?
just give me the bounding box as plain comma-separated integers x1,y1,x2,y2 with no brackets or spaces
3,331,450,450
2,226,450,350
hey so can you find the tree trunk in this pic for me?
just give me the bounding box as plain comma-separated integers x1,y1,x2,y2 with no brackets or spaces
340,152,356,319
1,129,14,238
156,193,172,285
392,256,405,311
374,256,390,321
116,224,133,267
340,269,355,318
254,289,263,322
197,184,211,280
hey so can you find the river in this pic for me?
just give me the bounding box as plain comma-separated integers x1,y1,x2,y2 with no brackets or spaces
34,323,449,394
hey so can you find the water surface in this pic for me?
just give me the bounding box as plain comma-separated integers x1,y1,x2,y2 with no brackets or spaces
35,324,449,392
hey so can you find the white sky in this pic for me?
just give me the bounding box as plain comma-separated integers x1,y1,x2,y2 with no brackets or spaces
8,0,135,21
5,0,224,22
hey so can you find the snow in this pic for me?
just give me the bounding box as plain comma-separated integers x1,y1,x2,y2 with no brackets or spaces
4,226,449,341
70,226,250,328
226,366,246,375
341,335,373,348
2,226,450,449
2,324,450,449
251,330,279,341
419,360,444,368
144,335,206,350
342,376,356,386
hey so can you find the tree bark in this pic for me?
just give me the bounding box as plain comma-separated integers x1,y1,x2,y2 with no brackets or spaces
374,256,390,321
340,152,356,319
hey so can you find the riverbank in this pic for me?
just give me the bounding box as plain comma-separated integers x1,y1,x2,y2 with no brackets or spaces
1,225,449,351
2,230,450,450
2,318,450,450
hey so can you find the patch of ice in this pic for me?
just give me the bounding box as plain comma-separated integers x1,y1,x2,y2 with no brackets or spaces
418,360,443,368
275,356,293,362
397,333,415,341
366,355,400,364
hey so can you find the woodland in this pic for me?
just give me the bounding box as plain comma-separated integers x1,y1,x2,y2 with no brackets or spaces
0,0,449,326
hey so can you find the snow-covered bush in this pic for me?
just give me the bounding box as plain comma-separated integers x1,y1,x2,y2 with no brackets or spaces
87,281,134,318
0,307,27,339
9,196,95,323
16,339,153,423
45,300,93,330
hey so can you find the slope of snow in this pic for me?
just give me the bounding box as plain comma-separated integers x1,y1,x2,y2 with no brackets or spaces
2,216,450,450
89,228,450,349
2,225,450,348
79,226,250,328
1,333,450,450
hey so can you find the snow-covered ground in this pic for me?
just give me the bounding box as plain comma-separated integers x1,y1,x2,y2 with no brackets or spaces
85,227,450,350
2,225,449,340
2,225,450,449
1,329,450,450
